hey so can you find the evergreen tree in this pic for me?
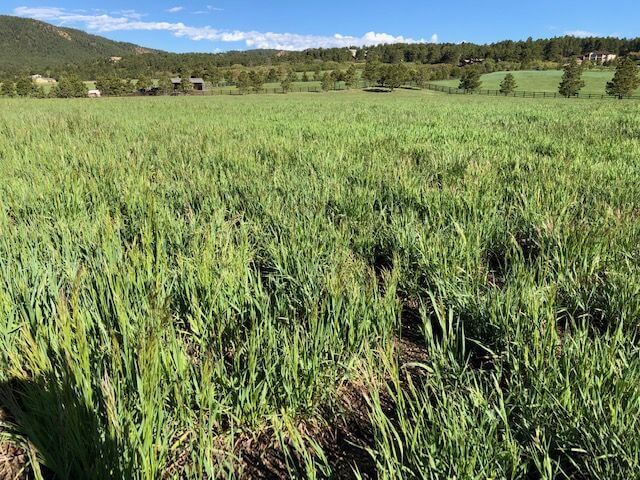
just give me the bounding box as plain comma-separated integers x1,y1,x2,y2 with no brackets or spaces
499,73,517,95
281,70,296,93
330,70,340,89
386,63,409,91
558,58,585,97
266,68,278,83
34,86,48,99
412,67,430,88
136,75,152,92
206,68,223,86
606,57,640,98
249,71,264,93
301,71,309,82
179,77,193,94
158,77,174,95
15,77,36,97
53,76,86,98
0,79,16,97
321,72,332,92
312,64,322,81
344,65,358,89
236,71,251,94
459,68,482,92
96,77,129,96
362,61,380,86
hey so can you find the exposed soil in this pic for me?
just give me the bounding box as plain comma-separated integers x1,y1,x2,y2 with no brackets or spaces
234,295,429,479
0,409,28,480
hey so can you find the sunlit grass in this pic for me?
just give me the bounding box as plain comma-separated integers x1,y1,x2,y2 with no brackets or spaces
0,90,638,479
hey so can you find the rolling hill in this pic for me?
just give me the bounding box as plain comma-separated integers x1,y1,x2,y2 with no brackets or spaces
0,15,160,73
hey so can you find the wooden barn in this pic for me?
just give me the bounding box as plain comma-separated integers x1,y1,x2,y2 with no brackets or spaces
171,77,206,91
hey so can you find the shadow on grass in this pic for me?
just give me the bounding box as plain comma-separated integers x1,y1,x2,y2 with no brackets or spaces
363,87,393,93
0,371,131,480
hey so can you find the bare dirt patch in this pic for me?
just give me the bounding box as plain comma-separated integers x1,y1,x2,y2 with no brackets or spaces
0,409,28,480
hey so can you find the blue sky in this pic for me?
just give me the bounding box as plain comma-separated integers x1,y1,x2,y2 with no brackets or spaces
3,1,637,53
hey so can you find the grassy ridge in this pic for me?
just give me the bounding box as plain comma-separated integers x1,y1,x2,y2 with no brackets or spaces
0,91,639,478
432,69,621,94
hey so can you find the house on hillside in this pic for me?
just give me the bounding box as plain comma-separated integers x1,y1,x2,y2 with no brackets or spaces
31,74,56,85
171,77,206,91
460,58,485,66
577,52,617,64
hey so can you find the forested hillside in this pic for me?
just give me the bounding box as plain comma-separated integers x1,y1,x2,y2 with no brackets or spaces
0,15,158,74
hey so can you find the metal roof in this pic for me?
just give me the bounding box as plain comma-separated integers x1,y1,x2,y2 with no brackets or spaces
171,77,205,84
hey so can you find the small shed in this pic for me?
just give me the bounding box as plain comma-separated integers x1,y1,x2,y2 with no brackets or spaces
171,77,206,91
88,89,101,98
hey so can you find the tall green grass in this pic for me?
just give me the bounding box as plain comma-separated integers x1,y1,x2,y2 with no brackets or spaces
0,91,638,478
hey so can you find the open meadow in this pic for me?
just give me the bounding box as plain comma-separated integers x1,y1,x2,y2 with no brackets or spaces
1,90,639,479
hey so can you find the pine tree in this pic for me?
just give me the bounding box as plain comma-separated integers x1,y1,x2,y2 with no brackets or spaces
236,71,251,94
412,67,430,89
15,78,36,97
558,58,585,97
362,61,380,86
180,77,193,94
158,77,174,95
386,63,409,91
281,70,296,93
344,65,358,89
53,76,86,98
0,79,16,97
249,71,264,93
321,72,332,92
606,57,640,98
266,68,279,83
499,73,517,95
312,64,322,81
459,68,482,92
136,75,152,92
96,77,129,96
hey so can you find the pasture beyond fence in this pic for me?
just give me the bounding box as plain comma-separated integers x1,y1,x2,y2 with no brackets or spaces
181,80,640,100
423,82,640,100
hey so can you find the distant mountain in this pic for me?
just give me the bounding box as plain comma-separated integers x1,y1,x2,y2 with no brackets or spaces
0,15,160,73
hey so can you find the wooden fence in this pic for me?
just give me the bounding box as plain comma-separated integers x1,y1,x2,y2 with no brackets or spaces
423,83,640,100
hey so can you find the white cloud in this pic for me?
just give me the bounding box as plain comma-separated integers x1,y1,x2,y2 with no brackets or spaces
14,6,437,50
565,30,598,38
193,6,224,14
166,6,184,13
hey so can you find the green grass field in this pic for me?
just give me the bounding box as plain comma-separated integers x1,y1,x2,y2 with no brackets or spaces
432,69,624,95
1,90,639,479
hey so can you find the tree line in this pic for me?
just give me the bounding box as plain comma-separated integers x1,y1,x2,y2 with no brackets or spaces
2,56,638,99
3,35,640,82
